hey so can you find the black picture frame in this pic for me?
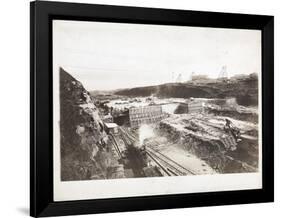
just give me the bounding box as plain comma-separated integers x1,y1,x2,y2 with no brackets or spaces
30,1,274,217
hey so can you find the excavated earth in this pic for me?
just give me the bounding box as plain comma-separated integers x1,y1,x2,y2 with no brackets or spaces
159,114,259,173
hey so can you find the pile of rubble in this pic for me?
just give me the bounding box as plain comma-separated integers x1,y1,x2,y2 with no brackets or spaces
205,103,258,123
159,114,259,173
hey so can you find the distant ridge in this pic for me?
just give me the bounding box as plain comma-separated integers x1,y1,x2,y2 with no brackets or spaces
113,74,258,106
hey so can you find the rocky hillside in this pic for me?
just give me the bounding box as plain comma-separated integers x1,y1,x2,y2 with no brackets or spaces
114,74,258,106
60,68,117,181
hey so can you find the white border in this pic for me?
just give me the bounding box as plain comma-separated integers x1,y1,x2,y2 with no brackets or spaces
53,20,262,202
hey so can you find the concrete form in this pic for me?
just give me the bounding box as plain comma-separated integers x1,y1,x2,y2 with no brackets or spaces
129,105,165,128
188,101,205,113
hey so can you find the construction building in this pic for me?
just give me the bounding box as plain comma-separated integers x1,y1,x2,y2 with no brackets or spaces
129,105,164,128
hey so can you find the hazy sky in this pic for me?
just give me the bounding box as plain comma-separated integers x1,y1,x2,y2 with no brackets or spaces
53,20,261,91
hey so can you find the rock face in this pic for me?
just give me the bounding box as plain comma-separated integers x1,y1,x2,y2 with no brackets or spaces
60,68,112,181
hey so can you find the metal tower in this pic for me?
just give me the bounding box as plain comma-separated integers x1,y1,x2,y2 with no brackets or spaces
218,65,228,79
176,73,182,83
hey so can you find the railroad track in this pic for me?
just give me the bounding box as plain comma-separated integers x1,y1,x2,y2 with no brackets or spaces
108,134,123,158
119,127,196,176
146,146,196,176
119,133,132,147
119,127,138,143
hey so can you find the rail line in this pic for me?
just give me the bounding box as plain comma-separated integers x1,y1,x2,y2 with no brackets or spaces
145,151,174,176
119,127,138,143
146,146,196,176
119,131,133,147
119,127,196,176
108,134,123,158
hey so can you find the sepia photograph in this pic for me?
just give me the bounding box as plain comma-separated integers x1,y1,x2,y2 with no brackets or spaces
52,19,262,200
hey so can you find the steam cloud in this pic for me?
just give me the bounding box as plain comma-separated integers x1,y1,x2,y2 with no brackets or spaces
138,124,155,145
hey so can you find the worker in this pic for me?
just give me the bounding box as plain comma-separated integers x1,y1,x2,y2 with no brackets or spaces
225,119,232,129
224,118,240,142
